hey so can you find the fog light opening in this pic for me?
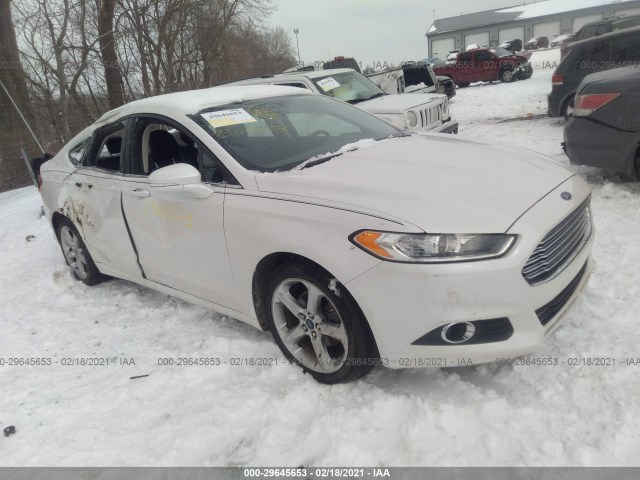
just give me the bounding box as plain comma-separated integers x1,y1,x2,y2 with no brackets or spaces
441,322,476,344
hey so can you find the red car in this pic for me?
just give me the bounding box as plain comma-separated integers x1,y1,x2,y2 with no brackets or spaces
433,47,532,87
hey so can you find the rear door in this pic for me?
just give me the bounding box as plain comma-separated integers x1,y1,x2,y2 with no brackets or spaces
120,115,240,310
66,120,140,278
474,50,498,81
456,51,475,84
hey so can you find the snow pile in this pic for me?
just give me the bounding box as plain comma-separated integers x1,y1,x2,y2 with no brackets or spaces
1,48,640,466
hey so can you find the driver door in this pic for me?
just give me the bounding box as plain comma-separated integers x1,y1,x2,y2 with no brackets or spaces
120,116,240,310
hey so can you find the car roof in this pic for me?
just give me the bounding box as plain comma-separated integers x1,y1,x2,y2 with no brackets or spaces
569,25,640,48
95,85,311,125
581,14,640,28
279,68,356,79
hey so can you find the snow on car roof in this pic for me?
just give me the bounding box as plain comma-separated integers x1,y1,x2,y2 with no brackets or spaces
96,85,311,124
287,68,356,78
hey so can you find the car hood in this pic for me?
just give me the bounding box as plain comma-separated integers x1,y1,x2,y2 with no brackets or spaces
356,93,446,114
255,135,574,233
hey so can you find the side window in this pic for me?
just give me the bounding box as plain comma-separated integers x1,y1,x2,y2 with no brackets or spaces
89,123,125,172
581,25,598,39
595,24,609,35
131,119,200,175
584,40,610,66
131,117,236,185
475,51,493,62
68,138,90,166
458,52,473,63
611,35,640,63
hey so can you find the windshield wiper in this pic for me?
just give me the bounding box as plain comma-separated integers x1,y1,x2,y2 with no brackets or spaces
300,152,344,170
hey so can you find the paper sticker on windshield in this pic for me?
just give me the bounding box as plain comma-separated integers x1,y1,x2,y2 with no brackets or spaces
201,109,257,128
317,77,341,92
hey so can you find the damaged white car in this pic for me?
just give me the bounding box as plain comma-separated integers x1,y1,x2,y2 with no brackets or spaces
40,86,594,384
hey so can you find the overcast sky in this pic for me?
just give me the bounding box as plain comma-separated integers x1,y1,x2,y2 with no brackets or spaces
268,0,543,66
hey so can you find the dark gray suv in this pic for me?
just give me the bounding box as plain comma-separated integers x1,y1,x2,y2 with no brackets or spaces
563,66,640,178
548,26,640,118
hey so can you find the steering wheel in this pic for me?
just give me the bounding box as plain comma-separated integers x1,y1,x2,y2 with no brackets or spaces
309,130,330,137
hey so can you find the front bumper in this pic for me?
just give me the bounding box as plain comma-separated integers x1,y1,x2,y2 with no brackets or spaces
564,117,638,176
345,177,594,367
431,115,459,134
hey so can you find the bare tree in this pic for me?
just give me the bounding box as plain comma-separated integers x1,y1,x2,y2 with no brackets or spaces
98,0,124,108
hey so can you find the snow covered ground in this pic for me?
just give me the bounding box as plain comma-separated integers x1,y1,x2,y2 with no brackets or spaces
2,48,640,467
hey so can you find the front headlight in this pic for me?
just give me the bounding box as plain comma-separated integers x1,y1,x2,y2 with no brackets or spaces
350,231,516,263
406,111,419,128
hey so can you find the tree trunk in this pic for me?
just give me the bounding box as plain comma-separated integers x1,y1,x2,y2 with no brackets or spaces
98,0,125,109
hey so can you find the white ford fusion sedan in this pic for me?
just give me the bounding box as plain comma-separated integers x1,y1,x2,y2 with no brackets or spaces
40,85,594,383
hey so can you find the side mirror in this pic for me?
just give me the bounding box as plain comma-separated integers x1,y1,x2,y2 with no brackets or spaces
149,163,201,186
148,163,213,199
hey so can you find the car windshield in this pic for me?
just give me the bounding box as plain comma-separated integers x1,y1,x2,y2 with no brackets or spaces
490,47,513,57
310,71,385,104
193,94,405,173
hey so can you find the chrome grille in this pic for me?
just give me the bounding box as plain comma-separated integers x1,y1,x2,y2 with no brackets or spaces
522,198,592,286
418,101,445,130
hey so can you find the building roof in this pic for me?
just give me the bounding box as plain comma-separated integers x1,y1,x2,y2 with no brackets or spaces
427,0,640,35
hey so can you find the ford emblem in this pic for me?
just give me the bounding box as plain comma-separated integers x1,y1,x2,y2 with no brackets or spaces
561,192,572,201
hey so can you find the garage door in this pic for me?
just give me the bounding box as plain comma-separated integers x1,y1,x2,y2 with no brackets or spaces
465,32,490,49
431,37,455,59
533,20,561,39
615,7,640,16
499,26,525,44
573,13,603,33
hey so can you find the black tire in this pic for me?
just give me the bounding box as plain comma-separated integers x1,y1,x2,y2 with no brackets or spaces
458,82,470,88
265,262,377,384
499,66,515,83
56,217,107,286
561,95,575,120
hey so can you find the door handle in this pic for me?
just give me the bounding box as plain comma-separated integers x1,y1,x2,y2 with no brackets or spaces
125,189,150,198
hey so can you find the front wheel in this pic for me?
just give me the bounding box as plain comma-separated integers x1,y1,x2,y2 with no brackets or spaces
500,67,515,83
265,262,377,384
56,218,107,286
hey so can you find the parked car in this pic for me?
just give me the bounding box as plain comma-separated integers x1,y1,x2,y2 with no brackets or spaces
321,56,361,73
563,66,640,177
550,34,574,48
561,15,640,58
40,85,594,383
466,43,480,51
525,36,549,50
499,39,522,53
402,62,454,99
433,47,532,87
227,69,458,134
548,26,640,119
